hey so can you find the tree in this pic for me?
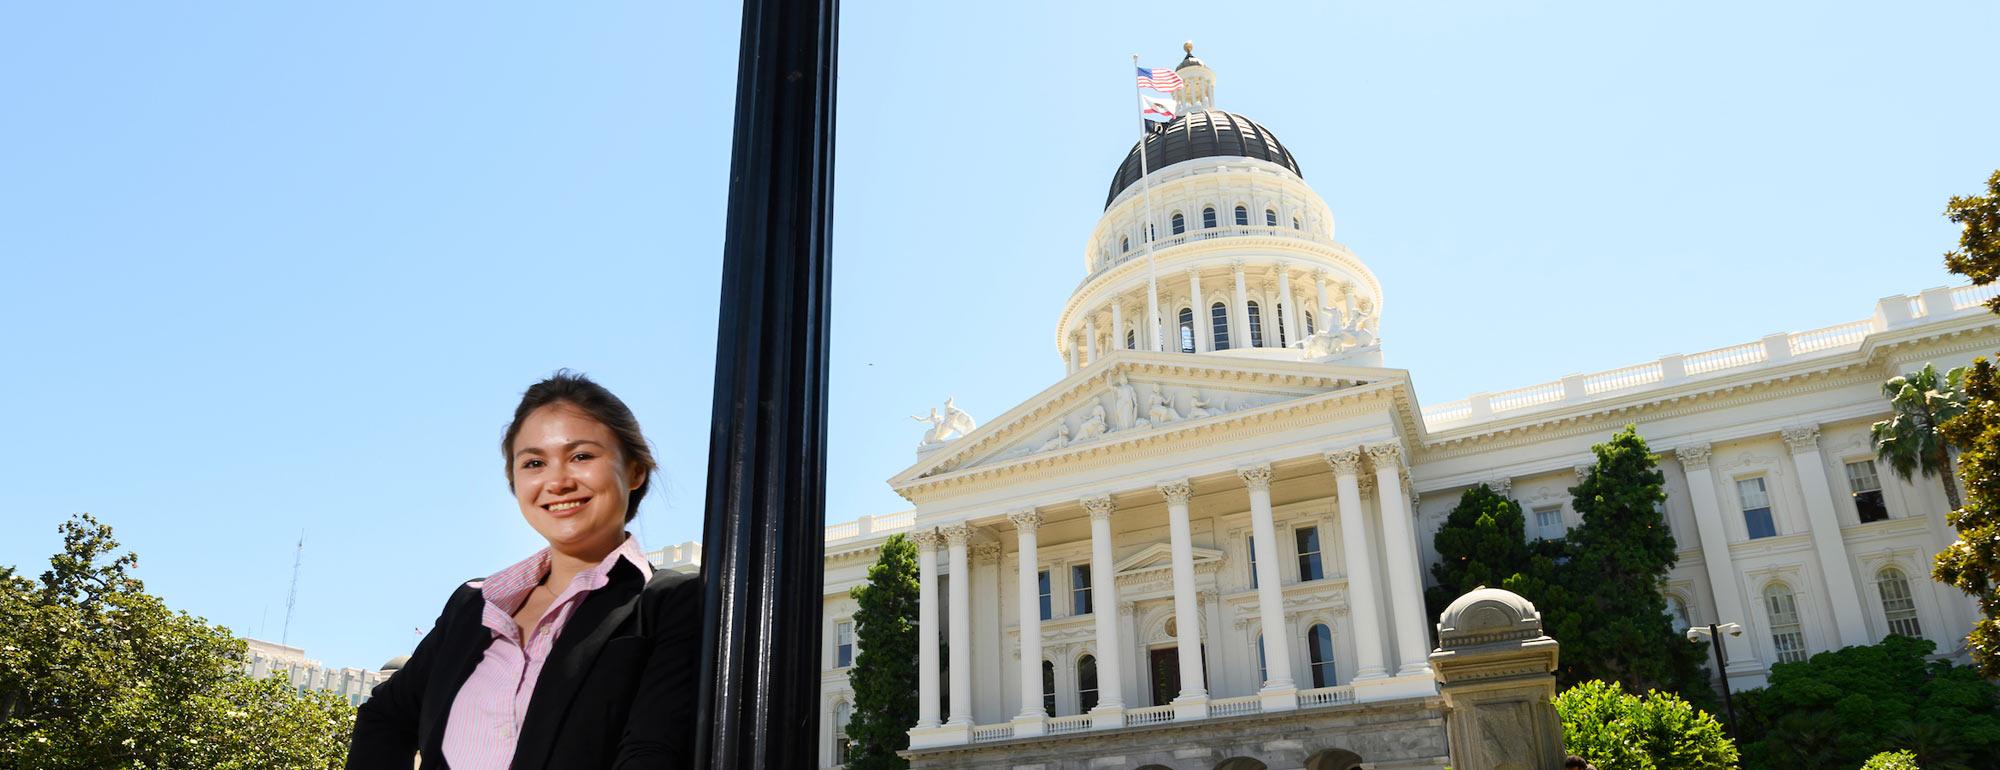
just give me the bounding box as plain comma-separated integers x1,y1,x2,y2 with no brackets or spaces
1872,363,1968,510
1937,356,2000,676
844,533,921,770
1551,425,1711,698
1733,635,2000,770
1554,679,1738,770
0,513,354,769
1425,483,1533,617
1943,170,2000,314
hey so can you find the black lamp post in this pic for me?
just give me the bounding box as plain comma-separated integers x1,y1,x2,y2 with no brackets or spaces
1686,621,1743,737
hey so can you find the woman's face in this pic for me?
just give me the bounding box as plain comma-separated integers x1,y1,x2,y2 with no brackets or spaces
509,403,643,557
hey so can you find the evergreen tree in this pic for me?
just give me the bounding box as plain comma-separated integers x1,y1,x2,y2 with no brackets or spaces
1937,356,2000,676
844,533,920,770
1425,483,1533,617
1553,425,1710,697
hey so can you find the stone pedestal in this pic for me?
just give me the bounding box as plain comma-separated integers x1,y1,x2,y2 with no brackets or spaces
1429,588,1564,770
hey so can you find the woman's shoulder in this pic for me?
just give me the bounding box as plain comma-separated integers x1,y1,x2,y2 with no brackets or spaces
642,568,701,594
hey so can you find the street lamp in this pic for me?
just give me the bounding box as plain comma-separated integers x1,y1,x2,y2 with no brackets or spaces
1685,622,1744,736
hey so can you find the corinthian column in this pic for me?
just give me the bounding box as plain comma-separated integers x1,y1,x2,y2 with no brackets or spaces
1677,443,1759,672
1325,449,1387,680
1276,264,1299,347
1157,480,1209,718
1231,261,1250,348
1008,509,1047,734
1782,426,1871,647
942,524,974,726
1240,465,1298,709
1111,301,1125,353
1368,442,1430,678
912,529,943,729
1081,495,1126,725
1190,269,1210,353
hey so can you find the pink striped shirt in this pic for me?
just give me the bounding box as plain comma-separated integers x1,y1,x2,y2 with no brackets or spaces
442,535,654,769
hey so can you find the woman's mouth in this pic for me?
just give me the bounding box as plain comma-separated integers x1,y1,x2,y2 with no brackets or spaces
544,497,591,515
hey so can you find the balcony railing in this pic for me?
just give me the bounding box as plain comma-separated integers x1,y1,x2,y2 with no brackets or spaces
955,685,1359,745
1420,285,2000,431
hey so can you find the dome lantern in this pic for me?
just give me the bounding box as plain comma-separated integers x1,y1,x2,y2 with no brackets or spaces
1174,41,1215,112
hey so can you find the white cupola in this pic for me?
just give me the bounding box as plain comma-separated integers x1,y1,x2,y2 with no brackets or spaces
1173,41,1215,112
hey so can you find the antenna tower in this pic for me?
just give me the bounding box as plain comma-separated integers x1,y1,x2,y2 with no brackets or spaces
281,531,304,646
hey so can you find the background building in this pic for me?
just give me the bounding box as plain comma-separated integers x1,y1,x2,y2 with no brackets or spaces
241,637,395,707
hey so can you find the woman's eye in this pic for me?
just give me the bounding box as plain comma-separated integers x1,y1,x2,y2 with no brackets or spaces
521,459,543,470
572,452,594,462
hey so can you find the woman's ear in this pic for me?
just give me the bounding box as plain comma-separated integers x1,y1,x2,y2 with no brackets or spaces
628,461,648,492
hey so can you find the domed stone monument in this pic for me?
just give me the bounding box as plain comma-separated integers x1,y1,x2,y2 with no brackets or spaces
1428,587,1565,770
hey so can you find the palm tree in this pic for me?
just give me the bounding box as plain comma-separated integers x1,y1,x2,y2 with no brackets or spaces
1871,363,1967,511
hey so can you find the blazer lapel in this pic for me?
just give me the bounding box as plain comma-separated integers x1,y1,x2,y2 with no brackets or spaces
420,589,497,767
509,561,644,770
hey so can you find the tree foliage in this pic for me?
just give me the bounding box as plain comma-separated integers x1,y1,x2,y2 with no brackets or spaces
1733,635,2000,770
0,513,354,769
1943,170,2000,314
844,533,920,770
1425,483,1533,618
1872,363,1968,510
1863,750,1924,770
1938,357,2000,676
1549,425,1711,698
1554,679,1738,770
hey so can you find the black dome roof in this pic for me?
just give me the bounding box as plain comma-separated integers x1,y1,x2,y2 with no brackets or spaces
1105,111,1302,209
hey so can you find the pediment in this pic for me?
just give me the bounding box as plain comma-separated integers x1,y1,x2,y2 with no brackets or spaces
1113,542,1225,578
889,353,1400,491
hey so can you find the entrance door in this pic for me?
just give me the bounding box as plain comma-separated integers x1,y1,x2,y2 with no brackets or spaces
1149,647,1179,706
1148,646,1207,706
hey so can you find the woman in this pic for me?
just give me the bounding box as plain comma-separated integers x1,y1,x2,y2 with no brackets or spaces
347,371,701,769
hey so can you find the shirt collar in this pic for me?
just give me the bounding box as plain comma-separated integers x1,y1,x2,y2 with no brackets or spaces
479,533,654,610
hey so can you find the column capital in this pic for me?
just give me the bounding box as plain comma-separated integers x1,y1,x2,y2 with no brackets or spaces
1484,477,1512,496
1081,494,1116,520
1007,509,1043,532
1781,425,1822,454
941,524,974,546
1574,464,1591,483
912,529,944,548
1365,441,1404,468
1675,443,1713,470
1231,259,1247,272
1311,268,1326,281
1238,464,1274,490
1323,448,1364,476
1157,479,1194,504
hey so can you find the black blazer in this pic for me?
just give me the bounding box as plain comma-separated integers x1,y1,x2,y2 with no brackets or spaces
346,560,702,770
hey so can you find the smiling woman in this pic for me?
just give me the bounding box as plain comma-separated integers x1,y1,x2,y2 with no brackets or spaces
345,370,703,770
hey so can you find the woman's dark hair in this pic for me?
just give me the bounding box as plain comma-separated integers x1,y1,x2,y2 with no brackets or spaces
502,370,657,522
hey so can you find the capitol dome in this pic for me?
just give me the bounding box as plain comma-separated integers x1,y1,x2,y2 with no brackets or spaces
1104,111,1302,208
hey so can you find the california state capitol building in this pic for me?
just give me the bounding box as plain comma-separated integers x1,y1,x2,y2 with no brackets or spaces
653,48,1998,770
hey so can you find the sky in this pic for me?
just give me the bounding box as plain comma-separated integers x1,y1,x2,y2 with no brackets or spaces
3,2,1997,671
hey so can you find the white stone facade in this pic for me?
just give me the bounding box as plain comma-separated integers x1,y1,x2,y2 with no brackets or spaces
241,637,393,707
802,57,2000,769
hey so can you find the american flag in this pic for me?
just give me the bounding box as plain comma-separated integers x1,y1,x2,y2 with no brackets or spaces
1136,66,1183,93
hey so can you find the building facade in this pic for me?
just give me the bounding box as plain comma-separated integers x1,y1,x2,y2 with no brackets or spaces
786,50,1998,770
241,637,395,707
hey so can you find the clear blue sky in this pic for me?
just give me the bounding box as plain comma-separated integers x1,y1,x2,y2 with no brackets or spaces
4,2,1996,671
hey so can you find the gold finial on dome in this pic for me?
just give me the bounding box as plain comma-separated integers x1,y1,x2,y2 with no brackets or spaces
1184,40,1194,55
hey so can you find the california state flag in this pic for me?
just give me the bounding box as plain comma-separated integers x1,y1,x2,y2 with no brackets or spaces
1140,92,1177,122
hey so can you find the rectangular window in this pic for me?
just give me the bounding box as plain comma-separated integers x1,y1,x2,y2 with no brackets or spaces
1071,564,1093,616
1846,460,1889,523
1294,526,1324,581
835,620,854,668
1247,534,1259,589
1533,506,1564,539
1738,477,1777,539
1038,569,1052,621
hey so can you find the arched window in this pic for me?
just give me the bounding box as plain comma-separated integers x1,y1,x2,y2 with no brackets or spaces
1666,595,1692,632
1178,307,1195,353
1171,212,1186,235
1234,205,1249,226
1124,329,1136,351
1247,301,1265,348
1078,655,1099,712
1211,302,1232,350
834,701,852,763
1256,634,1268,684
1765,583,1806,664
1265,208,1278,226
1202,207,1217,229
1303,306,1315,336
1121,236,1129,253
1878,567,1922,638
1292,216,1301,230
1146,223,1155,242
1276,303,1288,347
1041,660,1057,716
1308,623,1337,688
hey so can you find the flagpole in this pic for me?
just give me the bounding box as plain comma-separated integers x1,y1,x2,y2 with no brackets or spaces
1133,54,1163,353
